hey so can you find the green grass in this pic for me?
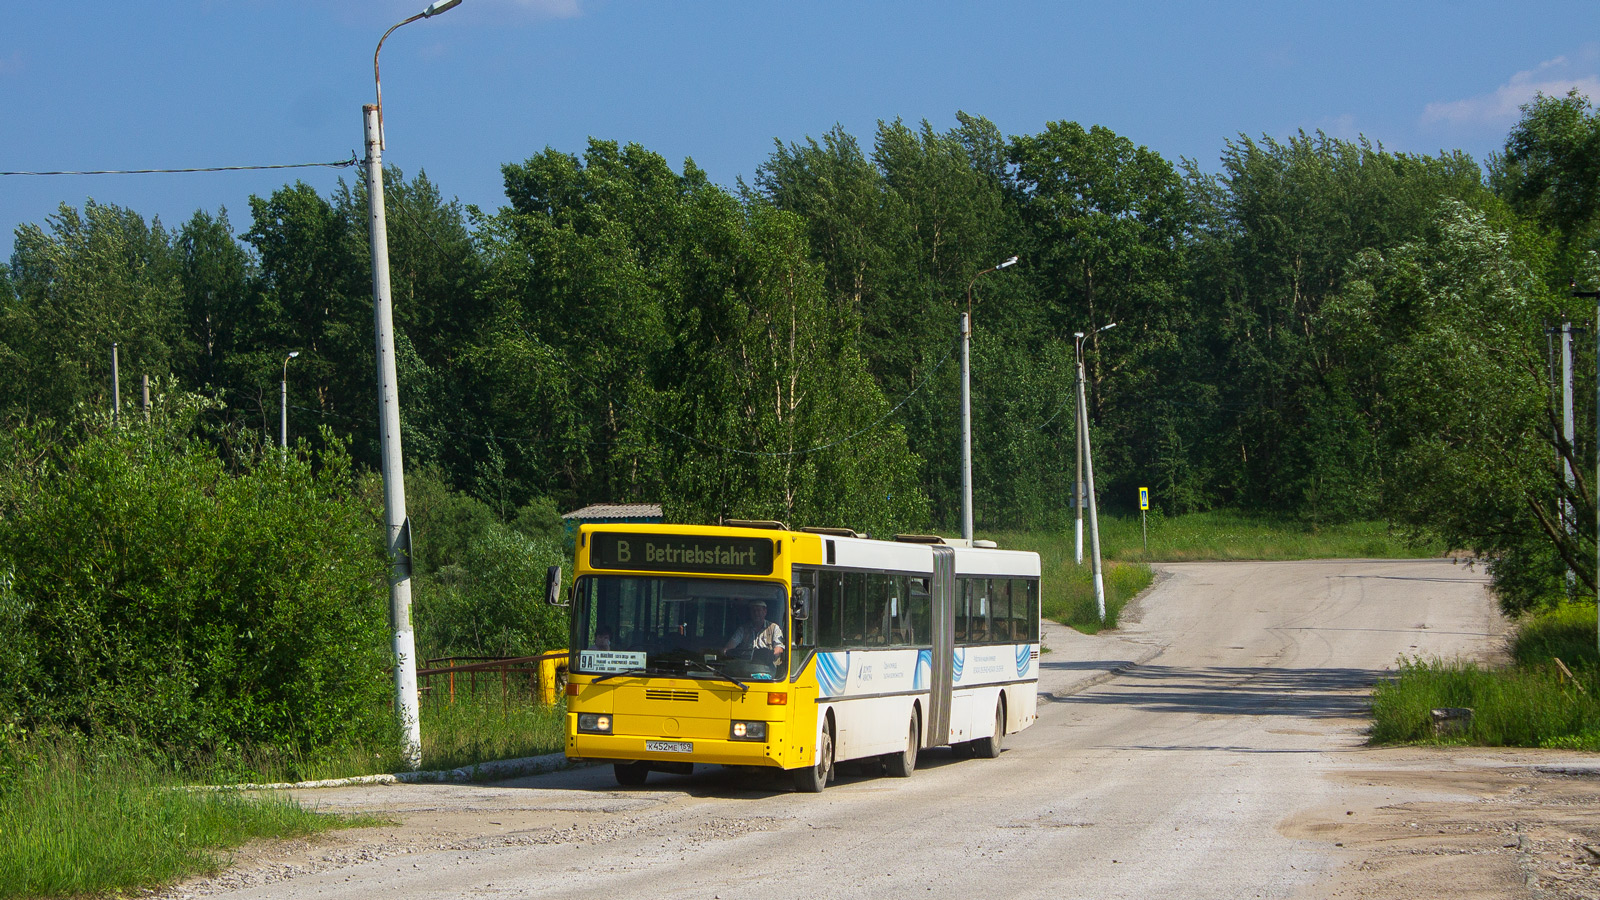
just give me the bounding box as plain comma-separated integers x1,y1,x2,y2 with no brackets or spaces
1510,602,1600,670
0,735,363,899
416,690,567,773
194,690,571,785
1088,510,1440,562
0,689,567,898
1370,604,1600,750
990,530,1153,633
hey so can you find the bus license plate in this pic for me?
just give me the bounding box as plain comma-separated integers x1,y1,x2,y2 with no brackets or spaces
646,740,693,753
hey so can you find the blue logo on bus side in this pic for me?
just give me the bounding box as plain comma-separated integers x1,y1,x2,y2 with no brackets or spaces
914,649,931,691
816,652,849,697
1015,644,1032,679
951,647,965,683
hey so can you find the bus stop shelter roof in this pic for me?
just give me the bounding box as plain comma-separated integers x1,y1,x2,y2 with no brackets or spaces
561,503,664,522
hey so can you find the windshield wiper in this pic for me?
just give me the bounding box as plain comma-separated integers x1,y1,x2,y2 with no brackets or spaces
682,657,749,692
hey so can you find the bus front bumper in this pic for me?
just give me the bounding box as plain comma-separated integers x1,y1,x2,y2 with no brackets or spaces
568,730,790,769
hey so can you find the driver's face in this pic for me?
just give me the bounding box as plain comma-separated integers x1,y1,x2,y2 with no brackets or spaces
749,604,767,620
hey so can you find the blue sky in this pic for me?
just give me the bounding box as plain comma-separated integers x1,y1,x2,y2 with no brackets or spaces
2,1,1597,261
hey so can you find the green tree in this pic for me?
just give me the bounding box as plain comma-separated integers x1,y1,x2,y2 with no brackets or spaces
1329,200,1576,610
242,182,374,461
3,201,186,424
175,209,255,399
1183,132,1487,518
1492,89,1600,284
1006,121,1193,517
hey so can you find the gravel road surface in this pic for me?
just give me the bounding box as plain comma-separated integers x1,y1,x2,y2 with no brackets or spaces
161,558,1600,900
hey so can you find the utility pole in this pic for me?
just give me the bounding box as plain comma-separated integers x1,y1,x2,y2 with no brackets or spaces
281,351,300,455
960,311,974,543
1074,366,1084,565
1077,351,1106,621
111,343,120,426
142,375,150,424
960,255,1018,544
1562,318,1576,593
366,0,461,770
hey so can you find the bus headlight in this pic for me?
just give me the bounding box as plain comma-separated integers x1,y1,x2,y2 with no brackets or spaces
730,720,767,741
578,714,612,734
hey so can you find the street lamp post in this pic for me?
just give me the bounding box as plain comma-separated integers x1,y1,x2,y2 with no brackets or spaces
1074,322,1115,622
367,0,461,770
961,255,1018,544
281,350,300,454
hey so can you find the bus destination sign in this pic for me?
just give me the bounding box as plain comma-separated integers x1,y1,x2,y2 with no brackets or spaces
590,533,774,576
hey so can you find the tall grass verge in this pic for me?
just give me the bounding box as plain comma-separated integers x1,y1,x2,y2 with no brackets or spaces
0,736,356,899
191,691,570,785
1370,604,1600,750
1370,658,1600,749
418,691,567,773
990,530,1153,633
1093,510,1439,562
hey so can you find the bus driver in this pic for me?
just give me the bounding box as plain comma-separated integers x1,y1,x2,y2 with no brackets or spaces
723,599,784,662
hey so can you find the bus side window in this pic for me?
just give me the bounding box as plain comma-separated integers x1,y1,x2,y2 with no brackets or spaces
863,573,891,645
1011,578,1030,642
1025,578,1040,641
841,572,866,646
990,579,1013,642
887,575,911,646
953,578,970,643
970,578,985,642
908,577,931,646
816,573,843,648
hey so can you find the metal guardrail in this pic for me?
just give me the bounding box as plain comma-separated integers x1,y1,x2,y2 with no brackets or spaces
418,650,568,706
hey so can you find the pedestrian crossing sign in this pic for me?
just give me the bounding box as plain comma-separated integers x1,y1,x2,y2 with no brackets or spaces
1139,487,1149,510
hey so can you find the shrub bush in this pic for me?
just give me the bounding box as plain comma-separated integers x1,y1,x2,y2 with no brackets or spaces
0,402,392,754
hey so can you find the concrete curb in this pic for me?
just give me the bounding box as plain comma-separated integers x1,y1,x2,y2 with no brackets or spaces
199,751,574,792
1534,764,1600,777
1038,642,1166,703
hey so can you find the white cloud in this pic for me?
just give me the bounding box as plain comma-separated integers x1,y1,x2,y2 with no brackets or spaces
1423,51,1600,127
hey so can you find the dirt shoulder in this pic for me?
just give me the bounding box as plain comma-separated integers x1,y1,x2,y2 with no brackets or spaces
1284,747,1600,900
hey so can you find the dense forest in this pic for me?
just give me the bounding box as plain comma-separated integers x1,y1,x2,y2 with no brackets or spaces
0,92,1598,750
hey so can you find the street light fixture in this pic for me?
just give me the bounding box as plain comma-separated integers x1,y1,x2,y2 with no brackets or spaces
1073,322,1115,622
366,0,462,771
281,350,300,453
960,255,1020,544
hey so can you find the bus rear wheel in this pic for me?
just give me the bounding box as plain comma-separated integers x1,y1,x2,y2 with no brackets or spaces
882,709,919,777
972,700,1005,759
794,727,834,793
614,761,650,786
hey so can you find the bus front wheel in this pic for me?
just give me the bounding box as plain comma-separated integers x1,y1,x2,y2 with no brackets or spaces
614,761,650,786
794,727,834,793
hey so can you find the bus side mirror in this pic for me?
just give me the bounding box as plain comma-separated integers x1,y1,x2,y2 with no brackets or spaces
545,565,566,607
792,586,811,621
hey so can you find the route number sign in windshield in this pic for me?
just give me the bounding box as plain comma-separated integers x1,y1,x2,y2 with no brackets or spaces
590,533,774,576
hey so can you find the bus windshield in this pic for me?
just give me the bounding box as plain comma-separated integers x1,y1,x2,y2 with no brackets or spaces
573,575,790,682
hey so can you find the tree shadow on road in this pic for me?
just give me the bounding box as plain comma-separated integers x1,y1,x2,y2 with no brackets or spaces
1053,663,1386,720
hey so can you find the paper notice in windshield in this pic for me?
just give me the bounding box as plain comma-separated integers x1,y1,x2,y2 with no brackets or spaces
580,649,647,673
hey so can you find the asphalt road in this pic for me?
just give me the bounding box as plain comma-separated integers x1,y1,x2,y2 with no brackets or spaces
172,558,1506,900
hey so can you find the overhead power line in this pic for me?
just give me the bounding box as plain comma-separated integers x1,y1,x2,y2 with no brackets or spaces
0,155,358,177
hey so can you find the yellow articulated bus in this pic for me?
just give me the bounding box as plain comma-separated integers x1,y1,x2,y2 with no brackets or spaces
557,521,1041,792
